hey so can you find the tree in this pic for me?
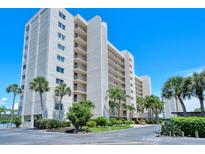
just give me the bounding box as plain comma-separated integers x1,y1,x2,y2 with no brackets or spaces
151,96,164,123
0,106,7,117
107,86,128,118
29,76,49,118
55,83,71,120
192,71,205,114
67,100,94,133
161,76,192,113
6,84,22,128
126,104,136,120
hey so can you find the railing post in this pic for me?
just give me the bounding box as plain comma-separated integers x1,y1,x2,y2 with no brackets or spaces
195,131,199,138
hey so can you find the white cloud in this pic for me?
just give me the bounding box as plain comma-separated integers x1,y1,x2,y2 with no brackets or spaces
173,66,205,77
0,97,8,105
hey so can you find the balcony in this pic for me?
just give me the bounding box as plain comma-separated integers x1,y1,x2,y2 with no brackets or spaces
75,26,87,36
74,46,87,55
74,64,87,75
74,34,87,47
74,75,87,85
73,85,87,95
108,59,124,72
74,54,87,65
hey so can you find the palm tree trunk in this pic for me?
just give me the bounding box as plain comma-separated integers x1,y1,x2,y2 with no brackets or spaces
59,96,63,120
118,99,121,118
199,95,205,114
39,92,44,118
178,96,186,113
9,93,16,128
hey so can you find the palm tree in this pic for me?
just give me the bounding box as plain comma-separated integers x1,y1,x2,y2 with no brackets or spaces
0,106,7,117
107,86,121,117
192,71,205,114
29,76,49,118
109,100,119,117
126,104,136,120
136,97,145,112
144,96,156,121
151,96,164,123
55,83,71,120
161,76,191,113
6,84,22,128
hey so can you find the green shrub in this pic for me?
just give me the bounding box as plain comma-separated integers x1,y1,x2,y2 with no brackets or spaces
116,119,123,125
172,117,205,138
86,120,96,128
161,121,181,136
108,118,118,126
124,120,134,125
13,116,22,128
34,119,70,129
61,121,71,127
96,116,108,126
82,126,91,133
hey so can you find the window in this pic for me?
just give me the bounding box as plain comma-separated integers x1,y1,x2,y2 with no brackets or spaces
58,43,65,51
23,64,26,70
25,35,29,41
22,74,25,80
57,55,65,62
55,103,63,110
24,115,31,122
26,25,29,32
56,66,64,74
58,22,65,30
73,94,77,102
58,32,65,40
59,11,66,20
56,78,64,84
25,45,28,50
21,85,25,90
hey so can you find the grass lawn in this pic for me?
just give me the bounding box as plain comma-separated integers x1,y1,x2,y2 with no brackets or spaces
89,125,133,133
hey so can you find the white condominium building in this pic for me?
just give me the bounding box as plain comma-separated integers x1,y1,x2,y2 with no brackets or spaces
19,8,151,127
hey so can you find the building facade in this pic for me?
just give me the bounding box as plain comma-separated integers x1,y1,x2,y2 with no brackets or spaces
19,8,151,127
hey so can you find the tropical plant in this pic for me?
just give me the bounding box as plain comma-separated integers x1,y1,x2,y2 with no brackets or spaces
192,71,205,114
95,116,108,127
0,106,7,116
161,121,181,137
6,84,22,128
161,76,192,113
67,100,95,133
126,104,136,119
107,86,128,117
55,83,71,120
29,76,49,118
150,96,164,123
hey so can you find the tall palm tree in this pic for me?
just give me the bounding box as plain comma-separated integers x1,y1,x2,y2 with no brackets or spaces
151,96,164,123
55,83,71,120
109,100,119,117
144,96,156,121
29,76,49,118
107,86,121,117
116,89,128,118
161,76,190,113
6,84,22,128
192,71,205,114
126,104,136,120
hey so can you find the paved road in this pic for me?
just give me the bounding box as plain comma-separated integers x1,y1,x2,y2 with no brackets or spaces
0,125,205,145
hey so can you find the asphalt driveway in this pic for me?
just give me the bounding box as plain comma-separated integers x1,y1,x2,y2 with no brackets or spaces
0,125,205,145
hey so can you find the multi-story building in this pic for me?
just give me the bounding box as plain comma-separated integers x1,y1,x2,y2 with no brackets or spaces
19,8,151,127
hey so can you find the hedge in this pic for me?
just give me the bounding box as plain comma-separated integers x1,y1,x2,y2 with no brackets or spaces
34,119,71,129
171,117,205,138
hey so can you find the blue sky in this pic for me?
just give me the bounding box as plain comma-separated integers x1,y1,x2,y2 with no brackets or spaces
0,8,205,111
